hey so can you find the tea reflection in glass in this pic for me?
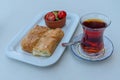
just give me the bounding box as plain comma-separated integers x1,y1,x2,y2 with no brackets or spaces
80,13,111,55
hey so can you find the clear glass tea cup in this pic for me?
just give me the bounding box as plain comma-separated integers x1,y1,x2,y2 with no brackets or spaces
80,13,111,56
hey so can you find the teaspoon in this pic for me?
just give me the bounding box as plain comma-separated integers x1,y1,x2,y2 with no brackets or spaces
62,41,81,47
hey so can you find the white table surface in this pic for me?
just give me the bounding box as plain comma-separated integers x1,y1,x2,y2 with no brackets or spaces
0,0,120,80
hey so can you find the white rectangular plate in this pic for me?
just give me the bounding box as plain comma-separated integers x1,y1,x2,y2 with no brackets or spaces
5,11,80,67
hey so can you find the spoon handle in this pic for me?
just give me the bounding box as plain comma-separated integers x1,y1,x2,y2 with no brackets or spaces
62,41,81,47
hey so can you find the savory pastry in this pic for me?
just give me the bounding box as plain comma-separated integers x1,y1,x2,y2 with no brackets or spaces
21,25,49,53
33,28,64,56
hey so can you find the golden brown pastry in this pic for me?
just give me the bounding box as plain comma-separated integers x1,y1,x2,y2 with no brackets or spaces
33,28,64,56
21,25,49,53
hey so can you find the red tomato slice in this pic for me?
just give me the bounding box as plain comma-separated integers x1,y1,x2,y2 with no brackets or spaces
58,11,67,19
45,12,56,21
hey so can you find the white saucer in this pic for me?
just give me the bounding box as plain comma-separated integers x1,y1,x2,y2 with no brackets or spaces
71,34,114,61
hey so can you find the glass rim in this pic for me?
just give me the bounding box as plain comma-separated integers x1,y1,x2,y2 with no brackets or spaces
80,12,111,27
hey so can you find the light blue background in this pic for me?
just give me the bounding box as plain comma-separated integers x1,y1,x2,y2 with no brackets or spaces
0,0,120,80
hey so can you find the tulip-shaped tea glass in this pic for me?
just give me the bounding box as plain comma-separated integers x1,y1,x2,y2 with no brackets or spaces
71,13,114,61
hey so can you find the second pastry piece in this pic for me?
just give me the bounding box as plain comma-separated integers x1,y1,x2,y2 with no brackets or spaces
33,28,64,56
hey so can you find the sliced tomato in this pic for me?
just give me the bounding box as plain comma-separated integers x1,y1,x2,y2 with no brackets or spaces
45,12,56,21
58,11,67,19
